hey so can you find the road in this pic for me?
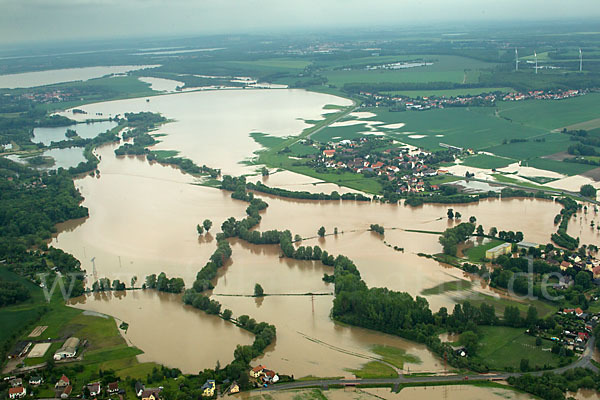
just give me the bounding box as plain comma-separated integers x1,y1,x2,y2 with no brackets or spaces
257,337,597,393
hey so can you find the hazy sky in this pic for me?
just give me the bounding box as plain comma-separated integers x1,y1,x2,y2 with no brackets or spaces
2,0,600,45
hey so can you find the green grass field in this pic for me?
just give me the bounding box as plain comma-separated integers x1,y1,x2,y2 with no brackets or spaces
461,154,515,169
328,106,547,152
420,280,473,296
525,157,596,175
371,345,421,369
323,55,496,87
464,239,505,262
486,132,574,160
473,326,563,371
347,361,398,379
497,93,600,131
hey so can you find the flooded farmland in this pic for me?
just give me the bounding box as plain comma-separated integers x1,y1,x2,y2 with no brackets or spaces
46,88,598,379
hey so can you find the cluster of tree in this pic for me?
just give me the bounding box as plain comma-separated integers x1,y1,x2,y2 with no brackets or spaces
568,142,597,156
403,188,540,207
146,153,220,178
91,278,126,292
182,290,277,390
246,181,371,201
144,272,185,293
580,184,597,198
114,132,157,156
67,128,121,175
0,159,89,259
191,239,233,292
65,129,78,138
551,197,580,250
507,368,600,400
564,156,600,167
196,219,212,235
182,290,222,314
369,224,385,235
446,208,462,219
497,230,524,243
0,278,31,306
438,223,475,256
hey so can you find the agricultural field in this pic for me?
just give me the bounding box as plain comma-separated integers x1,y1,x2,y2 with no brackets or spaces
321,55,498,88
308,91,600,177
496,93,600,131
525,157,596,175
460,154,515,169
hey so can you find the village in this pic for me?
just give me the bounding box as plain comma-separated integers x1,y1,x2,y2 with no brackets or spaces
358,88,586,111
302,136,460,194
4,331,280,399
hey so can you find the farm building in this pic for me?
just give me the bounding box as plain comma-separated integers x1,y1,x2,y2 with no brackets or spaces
485,242,511,259
54,337,80,360
7,341,31,359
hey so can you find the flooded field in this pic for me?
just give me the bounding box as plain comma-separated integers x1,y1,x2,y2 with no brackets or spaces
58,88,353,175
33,120,117,145
48,88,598,378
248,170,359,195
69,290,253,373
253,193,563,246
52,143,249,286
233,385,535,399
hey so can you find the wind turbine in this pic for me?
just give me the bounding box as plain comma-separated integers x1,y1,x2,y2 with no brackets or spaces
579,48,583,72
515,48,519,71
534,51,538,74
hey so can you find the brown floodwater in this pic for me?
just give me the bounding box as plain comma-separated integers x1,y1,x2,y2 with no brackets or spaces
215,239,332,295
568,389,600,400
233,386,537,400
49,89,597,378
359,385,535,400
68,290,254,373
298,231,468,310
247,170,359,195
253,194,563,246
215,295,444,378
567,204,600,247
58,89,352,176
52,143,249,286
